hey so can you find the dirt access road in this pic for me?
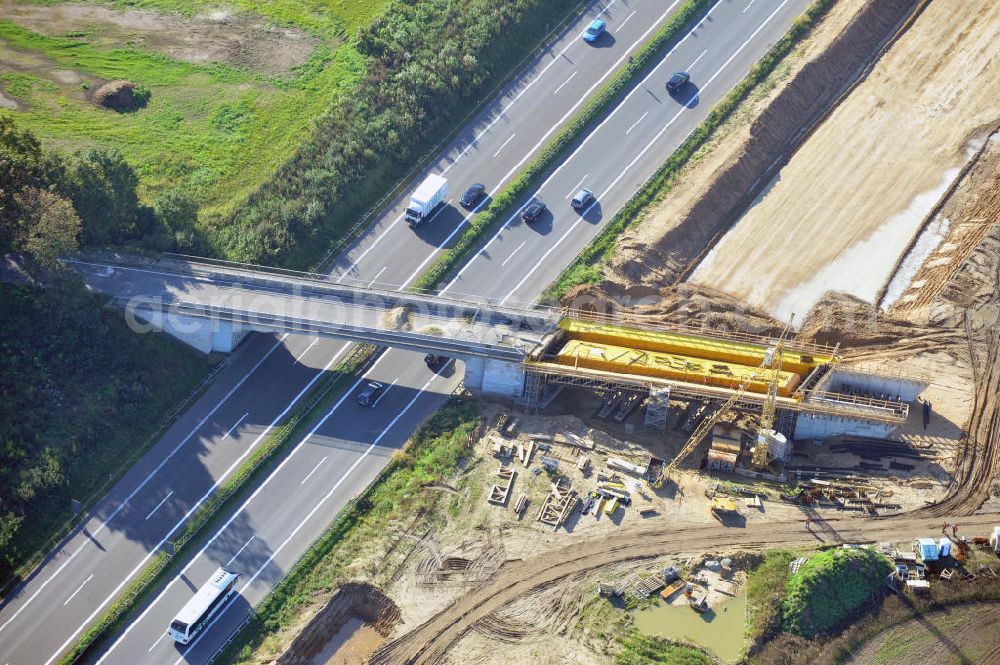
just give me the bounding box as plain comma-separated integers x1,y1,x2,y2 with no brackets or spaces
369,512,1000,665
691,0,1000,321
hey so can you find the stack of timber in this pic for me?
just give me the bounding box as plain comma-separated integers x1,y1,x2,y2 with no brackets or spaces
538,480,578,529
488,466,516,506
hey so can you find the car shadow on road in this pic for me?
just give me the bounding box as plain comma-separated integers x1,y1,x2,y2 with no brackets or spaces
669,83,701,108
588,33,616,49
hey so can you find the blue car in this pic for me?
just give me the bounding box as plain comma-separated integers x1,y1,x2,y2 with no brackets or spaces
583,19,606,43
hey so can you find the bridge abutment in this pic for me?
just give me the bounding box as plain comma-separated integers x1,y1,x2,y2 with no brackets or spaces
126,304,249,354
463,357,526,400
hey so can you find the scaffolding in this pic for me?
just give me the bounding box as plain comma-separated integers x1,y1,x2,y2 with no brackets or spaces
644,387,672,431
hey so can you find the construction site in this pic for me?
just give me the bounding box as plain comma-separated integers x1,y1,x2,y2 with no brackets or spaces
229,0,1000,663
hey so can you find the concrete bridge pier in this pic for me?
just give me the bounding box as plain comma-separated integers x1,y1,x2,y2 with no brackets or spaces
462,357,526,400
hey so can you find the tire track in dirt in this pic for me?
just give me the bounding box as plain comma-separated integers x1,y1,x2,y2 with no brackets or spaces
369,514,1000,664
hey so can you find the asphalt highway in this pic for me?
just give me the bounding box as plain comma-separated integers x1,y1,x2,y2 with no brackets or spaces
0,1,812,663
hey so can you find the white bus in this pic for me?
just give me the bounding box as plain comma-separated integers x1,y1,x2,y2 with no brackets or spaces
168,567,239,644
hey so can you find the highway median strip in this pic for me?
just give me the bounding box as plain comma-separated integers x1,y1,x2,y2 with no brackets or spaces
544,0,837,300
57,345,378,665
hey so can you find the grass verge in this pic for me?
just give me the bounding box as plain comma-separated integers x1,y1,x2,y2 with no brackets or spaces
57,345,377,665
410,0,714,293
543,0,836,300
217,397,482,664
615,632,714,665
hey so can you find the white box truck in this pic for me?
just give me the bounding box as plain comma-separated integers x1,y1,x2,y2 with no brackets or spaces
405,174,448,226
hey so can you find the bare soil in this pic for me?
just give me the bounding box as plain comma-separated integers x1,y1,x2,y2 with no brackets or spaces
691,0,1000,321
0,1,318,76
841,602,1000,665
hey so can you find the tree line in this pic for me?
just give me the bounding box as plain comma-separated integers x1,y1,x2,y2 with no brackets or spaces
0,115,203,271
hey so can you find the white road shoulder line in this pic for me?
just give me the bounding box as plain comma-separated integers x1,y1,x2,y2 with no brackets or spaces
144,491,174,521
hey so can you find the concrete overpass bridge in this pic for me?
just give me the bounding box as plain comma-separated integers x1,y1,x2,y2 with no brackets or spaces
72,256,926,440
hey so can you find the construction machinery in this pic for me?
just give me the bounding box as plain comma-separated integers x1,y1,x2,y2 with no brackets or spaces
652,321,796,488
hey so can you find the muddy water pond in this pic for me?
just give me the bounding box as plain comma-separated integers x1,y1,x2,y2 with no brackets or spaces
631,592,746,664
312,617,384,665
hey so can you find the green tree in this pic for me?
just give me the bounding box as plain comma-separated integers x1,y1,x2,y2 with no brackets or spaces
15,188,81,270
65,148,140,245
0,116,64,252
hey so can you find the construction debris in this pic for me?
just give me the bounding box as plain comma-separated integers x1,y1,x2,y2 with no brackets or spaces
487,466,515,506
537,480,578,529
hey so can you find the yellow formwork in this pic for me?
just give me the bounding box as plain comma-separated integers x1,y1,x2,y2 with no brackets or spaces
554,339,801,396
559,319,830,375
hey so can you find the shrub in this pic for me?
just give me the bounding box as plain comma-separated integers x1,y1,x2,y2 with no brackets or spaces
780,548,893,638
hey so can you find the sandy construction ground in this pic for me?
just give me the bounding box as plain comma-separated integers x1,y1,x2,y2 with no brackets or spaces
691,0,1000,322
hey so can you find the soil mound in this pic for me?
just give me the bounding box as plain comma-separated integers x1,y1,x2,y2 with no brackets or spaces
91,80,147,111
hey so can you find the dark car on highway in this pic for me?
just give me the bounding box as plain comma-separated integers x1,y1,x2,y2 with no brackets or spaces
521,199,546,223
460,183,485,209
356,381,386,407
666,71,690,93
570,188,594,210
424,354,447,371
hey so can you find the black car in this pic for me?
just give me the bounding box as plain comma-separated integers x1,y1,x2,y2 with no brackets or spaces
570,188,594,210
356,381,386,407
521,199,546,223
460,183,486,209
424,354,447,371
666,71,690,92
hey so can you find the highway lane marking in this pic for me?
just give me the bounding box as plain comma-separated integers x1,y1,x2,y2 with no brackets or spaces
442,0,684,294
145,491,174,521
294,339,319,363
372,378,398,407
618,9,638,29
438,0,686,295
687,49,709,72
332,0,601,285
0,332,289,636
49,344,353,665
626,110,649,135
346,0,670,287
499,0,793,306
63,575,93,606
448,0,733,297
95,352,392,664
492,134,516,158
565,175,590,198
223,412,249,440
744,0,759,12
300,457,329,485
367,266,388,287
226,536,255,566
147,632,167,653
502,241,528,267
177,361,454,665
553,71,578,95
